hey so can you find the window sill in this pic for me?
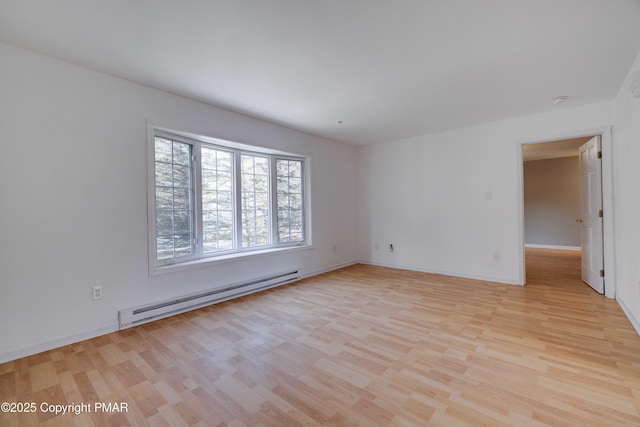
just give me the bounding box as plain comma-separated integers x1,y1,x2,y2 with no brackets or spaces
150,244,313,276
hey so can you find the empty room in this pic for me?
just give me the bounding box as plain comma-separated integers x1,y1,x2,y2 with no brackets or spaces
2,1,640,426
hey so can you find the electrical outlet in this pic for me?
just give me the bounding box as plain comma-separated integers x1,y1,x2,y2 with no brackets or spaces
493,252,501,261
92,285,103,300
333,245,337,252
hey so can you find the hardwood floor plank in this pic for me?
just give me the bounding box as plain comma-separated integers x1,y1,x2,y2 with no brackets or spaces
2,248,640,426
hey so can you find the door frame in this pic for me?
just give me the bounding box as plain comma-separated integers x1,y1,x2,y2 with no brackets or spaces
516,126,615,299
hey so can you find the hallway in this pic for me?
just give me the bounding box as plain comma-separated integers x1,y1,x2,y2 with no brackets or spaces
526,247,588,291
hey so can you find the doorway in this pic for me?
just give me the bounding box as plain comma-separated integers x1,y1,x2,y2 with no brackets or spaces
518,128,615,298
524,247,582,290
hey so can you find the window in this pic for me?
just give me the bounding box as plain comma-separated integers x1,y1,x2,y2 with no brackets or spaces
150,130,309,269
241,154,270,248
276,159,304,243
201,146,234,254
154,137,195,260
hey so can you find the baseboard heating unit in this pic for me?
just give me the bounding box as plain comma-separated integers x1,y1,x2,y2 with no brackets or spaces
118,270,298,329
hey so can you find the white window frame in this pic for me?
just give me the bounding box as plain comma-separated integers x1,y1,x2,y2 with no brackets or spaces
237,151,272,249
147,124,311,275
273,156,307,245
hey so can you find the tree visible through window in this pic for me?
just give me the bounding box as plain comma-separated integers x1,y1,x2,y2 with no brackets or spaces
276,159,304,243
201,146,234,253
241,154,270,247
154,137,194,260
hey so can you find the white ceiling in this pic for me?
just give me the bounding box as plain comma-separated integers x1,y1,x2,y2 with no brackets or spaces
1,1,639,146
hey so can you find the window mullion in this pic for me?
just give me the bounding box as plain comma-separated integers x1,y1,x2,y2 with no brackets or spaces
270,155,278,246
193,143,203,258
234,151,243,251
300,160,306,243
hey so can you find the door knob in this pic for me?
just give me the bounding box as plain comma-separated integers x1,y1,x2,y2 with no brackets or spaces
576,218,583,223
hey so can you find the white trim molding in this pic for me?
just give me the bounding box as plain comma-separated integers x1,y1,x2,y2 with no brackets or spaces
0,323,118,365
617,297,640,337
525,244,581,251
358,260,522,286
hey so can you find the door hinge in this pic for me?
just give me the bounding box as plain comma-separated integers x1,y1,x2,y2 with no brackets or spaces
600,269,605,278
599,209,603,218
597,151,602,159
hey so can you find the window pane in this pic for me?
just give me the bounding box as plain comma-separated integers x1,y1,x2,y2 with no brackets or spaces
155,138,172,163
218,173,232,191
202,169,217,191
173,143,191,166
276,160,288,177
173,165,191,188
276,159,304,243
218,190,232,210
291,209,303,226
156,236,174,260
173,188,191,210
290,194,302,209
241,154,270,248
202,191,216,211
288,161,301,177
289,177,301,193
155,162,173,187
219,211,234,236
202,146,235,254
255,158,269,175
218,154,232,172
156,187,173,210
154,137,195,261
156,210,173,237
174,234,193,256
173,210,192,235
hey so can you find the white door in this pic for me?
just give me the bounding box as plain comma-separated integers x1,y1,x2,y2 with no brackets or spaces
578,136,604,294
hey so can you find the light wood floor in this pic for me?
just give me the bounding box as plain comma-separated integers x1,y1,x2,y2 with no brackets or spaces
2,249,640,426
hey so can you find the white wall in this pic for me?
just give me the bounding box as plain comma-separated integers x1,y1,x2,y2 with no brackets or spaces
524,156,580,248
0,43,358,362
356,101,614,284
613,52,640,334
3,40,638,363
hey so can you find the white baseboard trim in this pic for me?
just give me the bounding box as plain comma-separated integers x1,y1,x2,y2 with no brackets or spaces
300,260,359,279
617,296,640,337
357,260,521,285
525,244,581,251
0,323,118,365
0,261,360,364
